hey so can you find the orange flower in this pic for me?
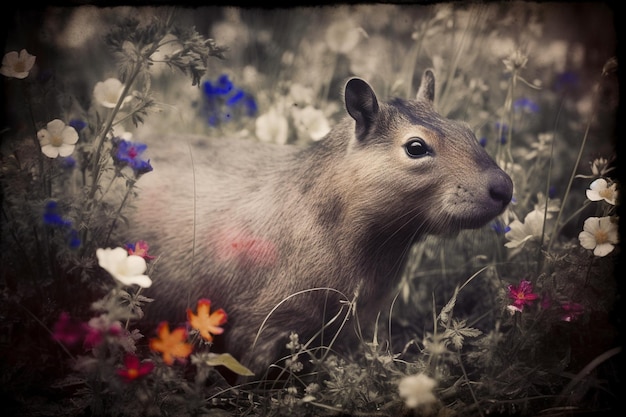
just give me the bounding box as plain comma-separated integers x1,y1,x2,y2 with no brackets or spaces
149,321,192,365
187,298,227,342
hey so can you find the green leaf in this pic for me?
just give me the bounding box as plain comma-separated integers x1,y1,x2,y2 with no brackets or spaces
204,353,254,376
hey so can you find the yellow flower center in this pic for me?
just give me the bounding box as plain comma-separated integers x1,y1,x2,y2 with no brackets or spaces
599,187,614,200
50,134,64,147
594,229,609,245
126,368,139,379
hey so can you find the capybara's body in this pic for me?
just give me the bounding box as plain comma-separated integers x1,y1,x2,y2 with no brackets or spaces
129,70,513,377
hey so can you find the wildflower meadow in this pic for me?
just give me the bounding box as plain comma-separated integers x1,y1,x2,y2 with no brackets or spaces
1,3,622,417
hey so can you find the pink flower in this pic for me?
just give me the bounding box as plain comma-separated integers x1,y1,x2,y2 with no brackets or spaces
507,280,539,312
52,312,88,346
83,314,124,350
125,240,155,260
561,302,584,322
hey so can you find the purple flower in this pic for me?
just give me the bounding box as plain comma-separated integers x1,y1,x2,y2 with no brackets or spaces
111,137,153,177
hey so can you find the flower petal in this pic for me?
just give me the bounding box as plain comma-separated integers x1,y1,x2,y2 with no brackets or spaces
124,255,148,276
115,273,152,288
61,126,79,145
57,144,76,157
46,119,66,135
41,144,60,158
593,243,614,257
578,231,597,250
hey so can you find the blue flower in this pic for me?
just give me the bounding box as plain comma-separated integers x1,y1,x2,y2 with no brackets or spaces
111,137,153,177
43,201,72,227
59,156,76,170
553,71,579,92
491,221,511,235
548,185,557,199
479,137,487,147
495,122,509,144
43,200,81,249
69,119,87,132
201,74,257,126
513,97,539,113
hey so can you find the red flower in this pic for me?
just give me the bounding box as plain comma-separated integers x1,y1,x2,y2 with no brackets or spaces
117,353,154,382
507,280,539,311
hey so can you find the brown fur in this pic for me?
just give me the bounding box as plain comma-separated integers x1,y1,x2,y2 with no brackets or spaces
128,70,513,378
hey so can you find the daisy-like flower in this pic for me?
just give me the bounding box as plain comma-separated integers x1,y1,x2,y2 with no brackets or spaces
504,209,546,248
586,178,618,206
187,298,227,342
525,133,553,160
149,322,193,365
255,107,289,144
1,49,36,79
96,247,152,288
117,353,154,382
398,373,437,409
578,216,619,257
93,77,131,108
507,280,539,312
37,119,79,158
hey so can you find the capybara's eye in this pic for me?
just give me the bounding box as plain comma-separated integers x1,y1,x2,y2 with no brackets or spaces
404,138,431,158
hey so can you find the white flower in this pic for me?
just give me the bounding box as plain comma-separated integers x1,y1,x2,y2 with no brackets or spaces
96,247,152,288
37,119,79,158
292,105,331,141
255,107,289,144
586,178,617,206
93,78,131,108
325,18,363,54
288,84,314,106
0,49,36,79
398,373,437,409
502,48,528,72
591,157,613,177
578,216,619,257
533,192,561,218
504,209,546,249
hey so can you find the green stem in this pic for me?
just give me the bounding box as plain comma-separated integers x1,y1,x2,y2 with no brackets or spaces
104,178,136,246
88,64,143,201
547,80,601,254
